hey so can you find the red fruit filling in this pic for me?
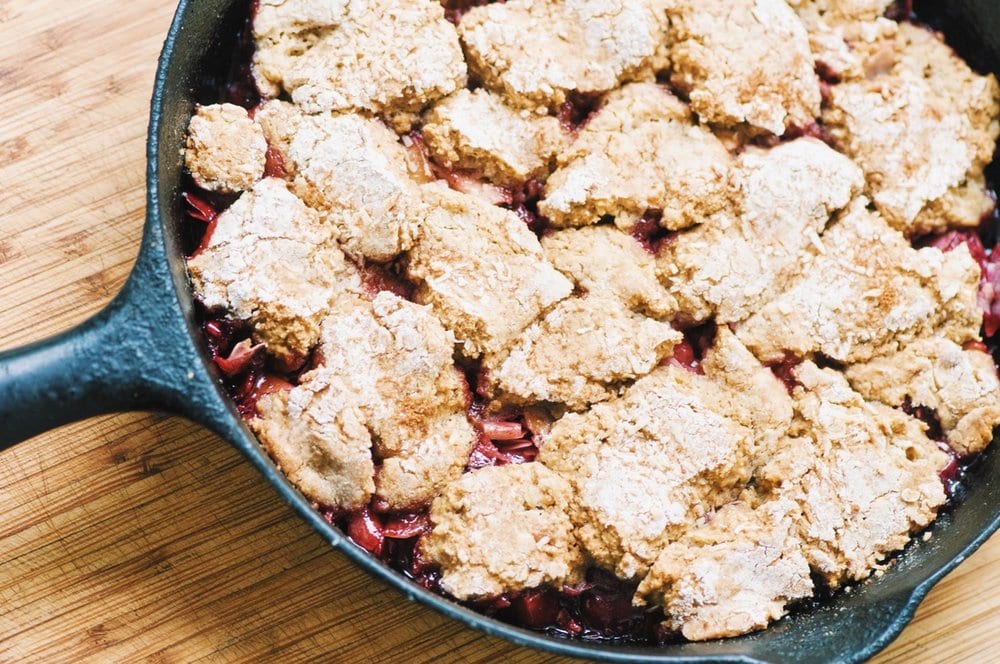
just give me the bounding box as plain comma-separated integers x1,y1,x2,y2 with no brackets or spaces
767,356,802,394
404,130,514,206
503,178,548,236
359,261,415,300
441,0,493,25
182,191,221,257
466,403,542,469
382,512,432,539
347,507,385,557
557,92,602,133
215,340,265,376
668,341,699,373
263,144,287,179
937,443,963,498
630,210,673,254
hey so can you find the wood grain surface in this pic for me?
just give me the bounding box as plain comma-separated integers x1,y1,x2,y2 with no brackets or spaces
0,1,997,662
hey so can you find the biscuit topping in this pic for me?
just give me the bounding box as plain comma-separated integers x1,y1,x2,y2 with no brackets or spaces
458,0,669,111
540,83,732,231
423,464,585,600
183,1,1000,644
254,0,466,129
185,103,268,193
823,23,1000,232
666,0,822,134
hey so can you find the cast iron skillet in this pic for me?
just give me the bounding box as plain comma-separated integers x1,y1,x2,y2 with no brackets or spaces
1,1,999,661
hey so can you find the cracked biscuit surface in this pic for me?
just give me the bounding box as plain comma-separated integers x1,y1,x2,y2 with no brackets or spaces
406,187,574,358
253,0,466,128
761,363,949,586
185,103,267,193
666,0,821,134
823,23,1000,233
539,364,758,579
276,108,428,262
540,83,731,231
188,178,362,364
660,138,864,323
736,199,982,363
484,294,682,410
422,88,566,185
542,225,678,318
458,0,669,112
788,0,897,80
253,291,476,511
636,497,812,641
423,463,585,599
845,338,1000,456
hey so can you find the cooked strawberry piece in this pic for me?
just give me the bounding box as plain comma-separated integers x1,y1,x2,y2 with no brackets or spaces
669,341,699,372
511,589,561,628
236,373,293,419
557,92,601,133
347,507,386,556
263,144,287,179
768,357,801,394
442,0,492,25
578,568,649,634
447,171,513,205
556,609,584,636
481,420,525,441
930,231,988,268
215,339,265,376
382,512,432,539
182,191,222,257
964,339,990,353
630,210,671,254
360,263,414,300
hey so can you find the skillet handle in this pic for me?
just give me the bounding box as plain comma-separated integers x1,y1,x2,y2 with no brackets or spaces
0,235,211,449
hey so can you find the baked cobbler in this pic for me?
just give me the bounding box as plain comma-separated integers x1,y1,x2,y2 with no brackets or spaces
181,0,1000,644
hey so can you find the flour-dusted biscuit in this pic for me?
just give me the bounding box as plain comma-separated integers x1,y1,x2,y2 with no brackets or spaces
422,88,566,185
845,338,1000,456
406,187,574,358
823,23,1000,232
660,138,863,323
484,294,682,410
540,366,756,579
540,83,731,230
185,103,267,193
702,328,794,460
253,372,375,509
423,463,585,599
666,0,821,134
317,293,476,508
280,110,426,262
187,178,362,364
636,498,812,641
737,199,982,363
760,363,949,585
788,0,898,80
254,0,466,129
542,225,678,318
458,0,669,112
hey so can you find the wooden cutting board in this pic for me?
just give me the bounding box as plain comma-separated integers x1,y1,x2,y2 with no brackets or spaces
0,1,997,661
